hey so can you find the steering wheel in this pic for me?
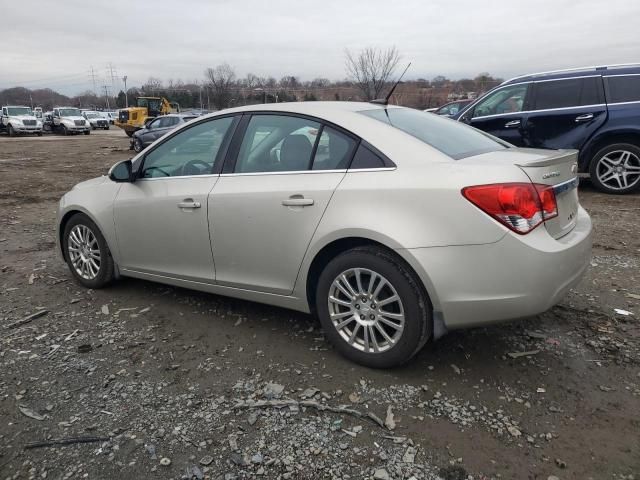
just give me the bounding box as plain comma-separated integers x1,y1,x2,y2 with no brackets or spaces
181,159,211,176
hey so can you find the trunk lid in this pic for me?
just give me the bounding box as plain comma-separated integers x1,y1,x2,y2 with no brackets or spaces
513,148,579,239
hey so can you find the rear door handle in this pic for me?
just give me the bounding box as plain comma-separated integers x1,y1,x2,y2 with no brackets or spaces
504,119,521,128
177,200,201,209
282,197,314,207
575,113,594,122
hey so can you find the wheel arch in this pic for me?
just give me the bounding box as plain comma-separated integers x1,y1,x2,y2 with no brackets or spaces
57,208,112,262
303,236,439,318
580,128,640,171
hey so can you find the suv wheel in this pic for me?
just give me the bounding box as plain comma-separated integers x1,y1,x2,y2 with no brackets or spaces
589,143,640,194
316,246,432,368
63,214,114,288
8,124,15,137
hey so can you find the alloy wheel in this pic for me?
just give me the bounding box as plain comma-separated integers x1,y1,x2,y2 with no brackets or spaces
67,224,101,280
596,150,640,191
327,268,405,353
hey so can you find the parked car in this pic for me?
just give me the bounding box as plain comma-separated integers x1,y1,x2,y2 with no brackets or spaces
56,102,592,367
104,111,118,125
454,64,640,194
130,113,197,152
0,105,43,136
431,99,473,117
82,111,110,130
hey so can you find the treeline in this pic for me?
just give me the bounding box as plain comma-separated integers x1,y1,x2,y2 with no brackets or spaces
0,72,503,112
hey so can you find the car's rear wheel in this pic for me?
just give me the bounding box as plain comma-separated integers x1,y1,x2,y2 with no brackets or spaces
63,214,114,289
133,137,144,153
316,246,431,368
589,143,640,194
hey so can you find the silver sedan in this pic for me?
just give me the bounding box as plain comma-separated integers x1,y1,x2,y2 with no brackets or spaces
56,102,592,367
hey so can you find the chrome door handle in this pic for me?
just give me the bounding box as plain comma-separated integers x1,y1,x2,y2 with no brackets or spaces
282,197,314,207
504,119,521,128
177,200,201,209
575,113,594,122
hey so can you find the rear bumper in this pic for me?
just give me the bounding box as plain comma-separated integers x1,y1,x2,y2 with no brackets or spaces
398,206,592,329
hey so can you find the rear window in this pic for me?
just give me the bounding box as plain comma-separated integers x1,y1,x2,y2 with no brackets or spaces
533,77,603,110
359,107,507,159
606,75,640,103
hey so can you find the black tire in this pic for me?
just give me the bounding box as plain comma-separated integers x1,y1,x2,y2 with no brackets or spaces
8,124,15,137
316,246,432,368
92,125,96,130
84,130,90,135
37,131,43,137
133,137,144,153
125,130,134,138
105,126,110,130
61,125,69,136
62,213,114,289
589,143,640,194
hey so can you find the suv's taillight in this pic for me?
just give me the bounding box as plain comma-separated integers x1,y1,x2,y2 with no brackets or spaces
462,183,558,234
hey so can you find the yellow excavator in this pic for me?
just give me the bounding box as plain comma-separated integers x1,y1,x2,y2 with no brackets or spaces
115,97,180,137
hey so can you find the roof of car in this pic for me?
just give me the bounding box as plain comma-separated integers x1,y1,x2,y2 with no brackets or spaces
503,63,640,85
207,101,388,118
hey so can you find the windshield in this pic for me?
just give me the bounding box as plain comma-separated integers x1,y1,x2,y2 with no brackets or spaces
7,107,33,116
359,107,508,159
85,113,100,118
58,108,81,117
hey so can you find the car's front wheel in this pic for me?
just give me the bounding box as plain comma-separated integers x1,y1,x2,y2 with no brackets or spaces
133,137,144,153
316,246,432,368
63,214,114,289
589,143,640,194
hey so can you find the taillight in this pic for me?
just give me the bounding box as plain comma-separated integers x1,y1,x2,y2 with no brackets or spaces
462,183,558,234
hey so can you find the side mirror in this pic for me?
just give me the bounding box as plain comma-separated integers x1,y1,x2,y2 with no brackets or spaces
109,159,133,183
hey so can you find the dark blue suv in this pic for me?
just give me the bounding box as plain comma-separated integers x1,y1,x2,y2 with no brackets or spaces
454,65,640,194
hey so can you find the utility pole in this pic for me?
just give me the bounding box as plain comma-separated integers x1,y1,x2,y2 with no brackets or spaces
88,65,98,95
122,75,128,107
106,62,118,93
103,85,111,109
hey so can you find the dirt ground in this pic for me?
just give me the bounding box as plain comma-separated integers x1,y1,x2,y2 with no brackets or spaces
0,130,639,480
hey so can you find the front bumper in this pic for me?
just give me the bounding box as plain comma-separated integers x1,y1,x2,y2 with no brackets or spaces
13,125,42,133
398,206,592,329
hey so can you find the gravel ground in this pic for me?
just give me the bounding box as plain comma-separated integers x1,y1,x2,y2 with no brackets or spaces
0,130,639,480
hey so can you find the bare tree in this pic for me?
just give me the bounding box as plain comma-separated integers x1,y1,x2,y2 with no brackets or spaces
142,77,163,94
204,63,236,110
345,46,400,100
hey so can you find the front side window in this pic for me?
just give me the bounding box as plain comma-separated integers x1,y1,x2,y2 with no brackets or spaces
606,75,640,103
533,77,602,110
360,107,507,160
141,116,234,178
472,84,529,117
235,115,321,173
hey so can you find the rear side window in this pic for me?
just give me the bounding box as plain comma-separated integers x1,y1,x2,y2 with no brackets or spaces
360,107,507,159
311,127,357,170
606,75,640,103
533,77,602,110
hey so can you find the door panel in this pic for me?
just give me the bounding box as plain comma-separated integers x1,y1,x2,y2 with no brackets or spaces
114,176,218,281
209,172,345,295
523,106,607,150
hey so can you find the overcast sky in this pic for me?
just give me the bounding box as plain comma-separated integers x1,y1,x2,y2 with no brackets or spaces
1,0,639,95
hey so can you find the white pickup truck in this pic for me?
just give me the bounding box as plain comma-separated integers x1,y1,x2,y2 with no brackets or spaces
44,107,91,135
0,106,43,136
